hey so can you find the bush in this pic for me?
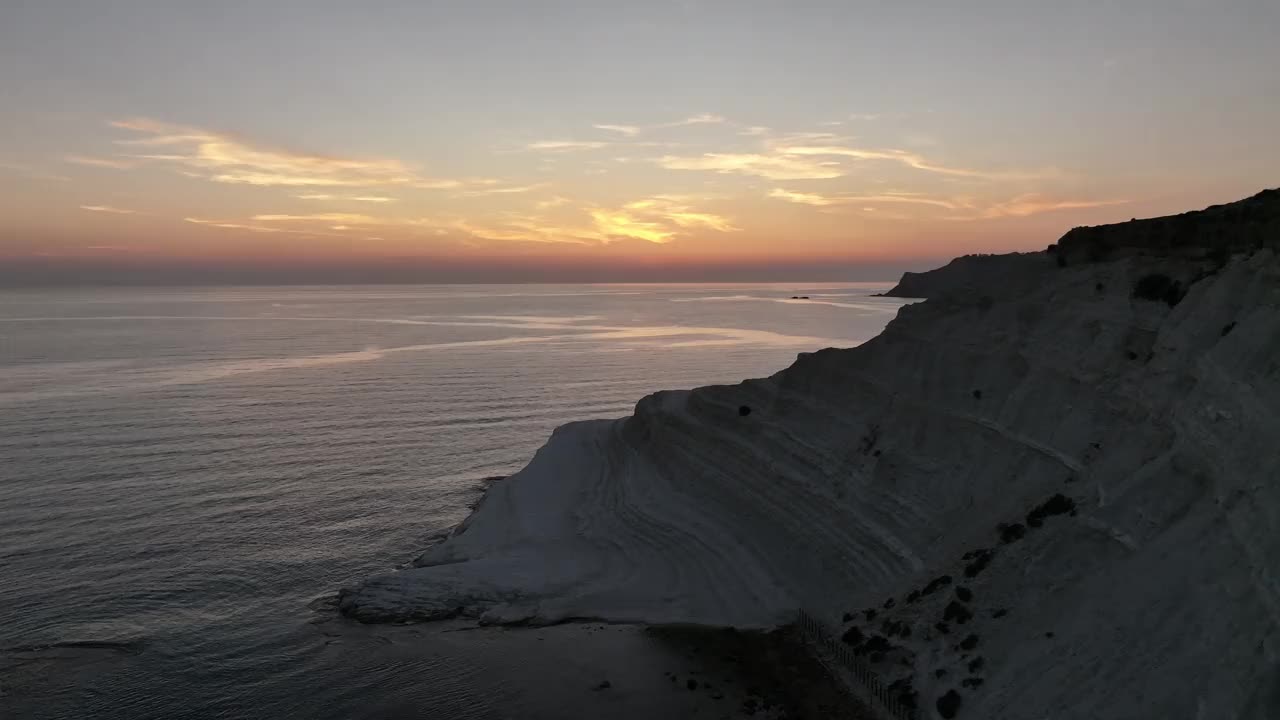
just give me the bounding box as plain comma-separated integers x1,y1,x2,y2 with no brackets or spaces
963,549,995,578
997,522,1027,544
944,600,973,624
1026,494,1077,527
936,690,962,719
1132,273,1186,306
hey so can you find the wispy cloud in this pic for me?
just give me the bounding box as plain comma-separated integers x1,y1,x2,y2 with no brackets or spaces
769,132,848,144
767,189,835,206
768,188,965,209
774,145,993,178
657,152,844,180
296,193,398,203
768,188,1127,220
455,183,545,197
80,204,137,214
589,209,676,244
83,245,138,252
184,217,342,236
64,154,137,169
185,218,288,233
664,211,738,232
593,124,641,137
590,114,726,139
966,194,1129,219
671,113,725,127
109,117,473,189
848,113,881,121
526,140,611,151
252,213,378,224
773,144,1057,181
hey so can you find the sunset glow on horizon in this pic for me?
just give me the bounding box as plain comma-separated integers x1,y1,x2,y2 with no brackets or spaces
2,1,1277,283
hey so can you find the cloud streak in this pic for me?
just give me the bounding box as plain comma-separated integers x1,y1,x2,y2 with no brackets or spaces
668,113,725,127
526,140,611,151
184,217,342,236
80,205,137,214
769,188,965,209
592,114,725,139
593,124,641,137
296,193,397,203
110,117,477,189
252,213,378,224
455,183,545,197
657,152,845,180
659,139,1054,182
65,155,137,169
774,144,1000,179
967,194,1129,219
769,188,1128,220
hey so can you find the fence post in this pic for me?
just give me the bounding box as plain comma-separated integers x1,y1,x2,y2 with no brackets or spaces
794,609,915,720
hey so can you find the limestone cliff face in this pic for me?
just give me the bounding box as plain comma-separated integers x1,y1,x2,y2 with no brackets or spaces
342,191,1280,719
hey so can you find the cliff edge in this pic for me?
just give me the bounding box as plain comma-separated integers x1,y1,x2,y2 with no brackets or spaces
342,190,1280,719
882,188,1280,299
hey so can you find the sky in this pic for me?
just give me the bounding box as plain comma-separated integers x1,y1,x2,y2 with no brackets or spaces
1,0,1277,284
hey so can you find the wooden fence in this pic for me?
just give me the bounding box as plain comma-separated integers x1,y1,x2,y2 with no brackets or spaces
795,608,917,720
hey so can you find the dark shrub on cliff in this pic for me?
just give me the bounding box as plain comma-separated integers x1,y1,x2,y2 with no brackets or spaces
1132,273,1186,307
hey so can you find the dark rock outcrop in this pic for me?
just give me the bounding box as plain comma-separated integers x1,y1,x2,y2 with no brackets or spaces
879,253,1050,299
1054,188,1280,265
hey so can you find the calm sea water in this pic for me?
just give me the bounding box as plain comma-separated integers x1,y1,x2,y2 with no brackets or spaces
0,283,906,719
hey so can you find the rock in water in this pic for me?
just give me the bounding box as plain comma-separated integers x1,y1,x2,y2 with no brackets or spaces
341,190,1280,720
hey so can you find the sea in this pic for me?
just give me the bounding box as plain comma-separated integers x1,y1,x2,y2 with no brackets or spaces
0,283,908,719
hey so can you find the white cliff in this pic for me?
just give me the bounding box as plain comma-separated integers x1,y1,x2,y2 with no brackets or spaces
341,191,1280,719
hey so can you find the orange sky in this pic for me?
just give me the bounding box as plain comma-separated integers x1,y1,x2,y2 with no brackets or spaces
2,2,1276,282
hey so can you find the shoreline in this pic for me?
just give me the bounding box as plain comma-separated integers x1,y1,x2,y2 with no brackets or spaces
307,613,863,719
